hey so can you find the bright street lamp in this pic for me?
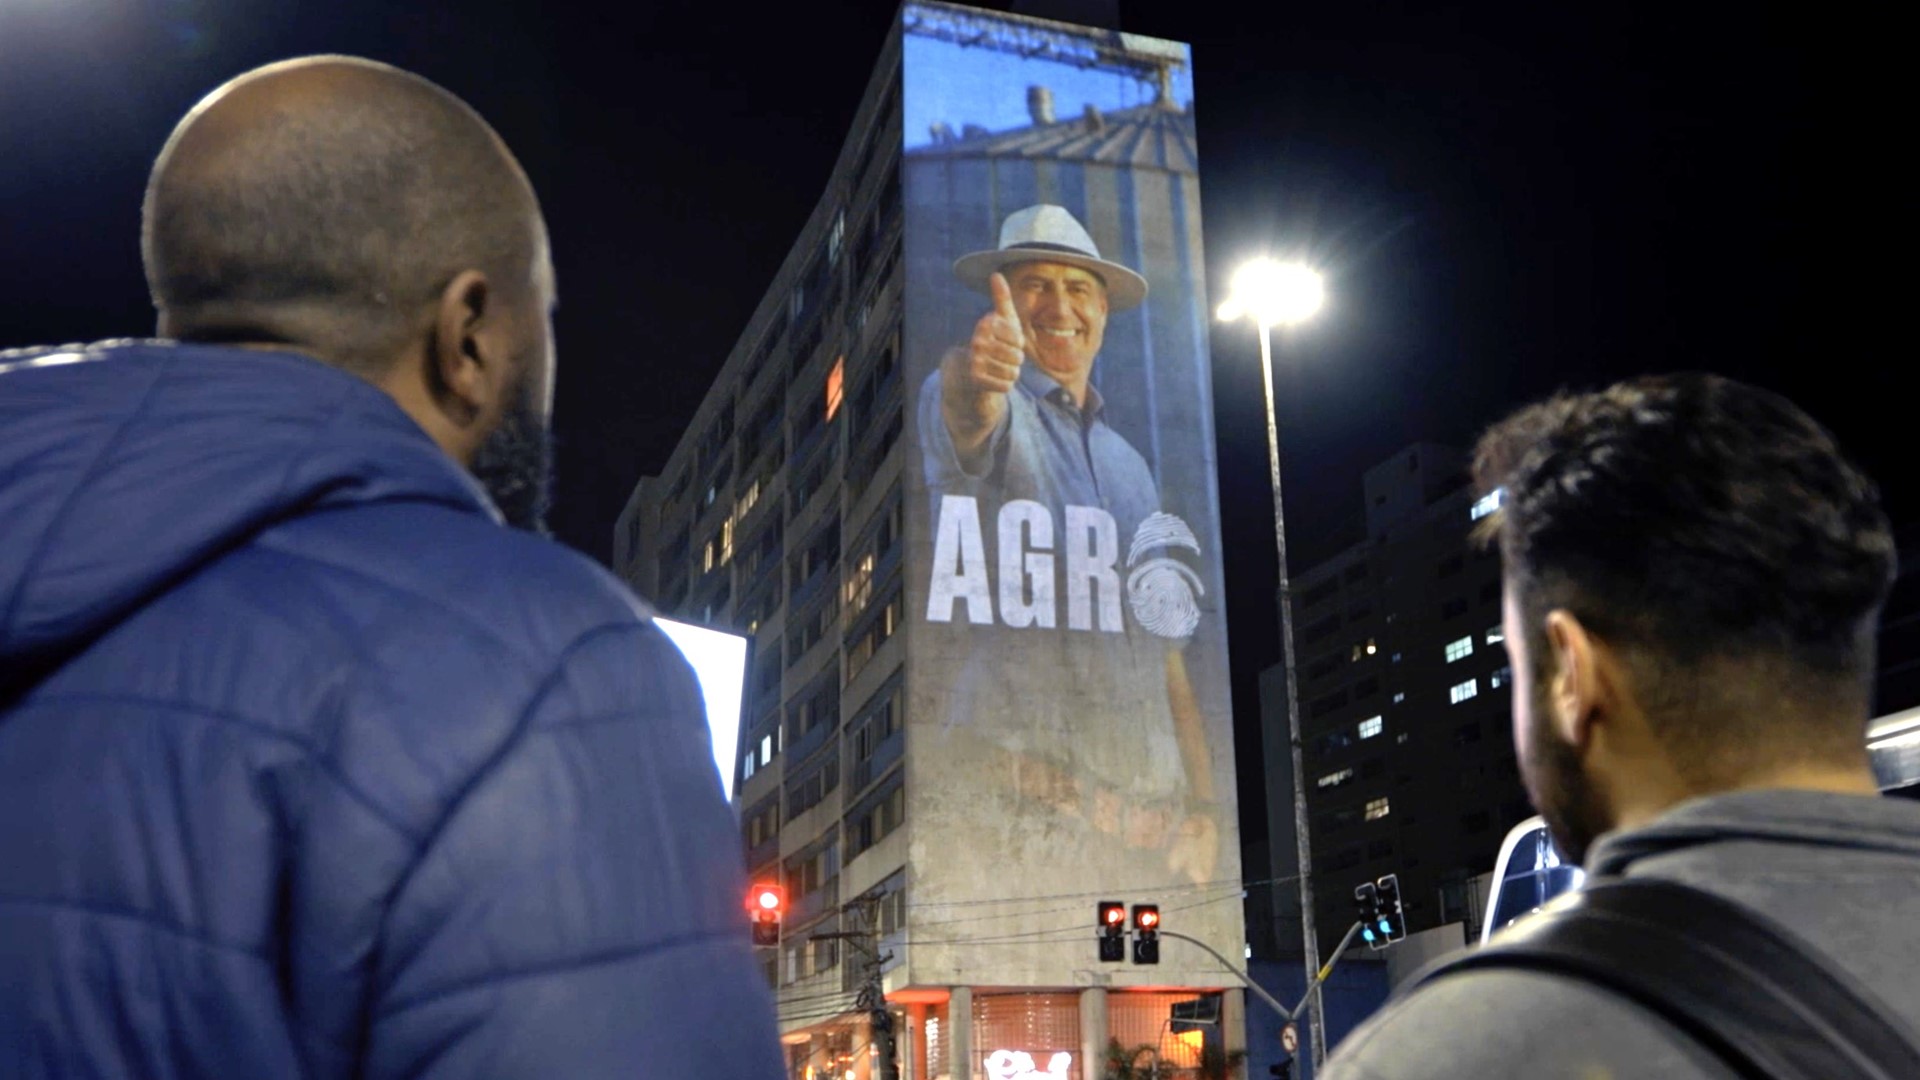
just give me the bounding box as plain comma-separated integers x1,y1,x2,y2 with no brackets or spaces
1217,257,1328,1071
1216,258,1325,328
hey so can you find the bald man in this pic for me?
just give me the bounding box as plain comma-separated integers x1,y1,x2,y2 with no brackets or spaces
0,58,783,1078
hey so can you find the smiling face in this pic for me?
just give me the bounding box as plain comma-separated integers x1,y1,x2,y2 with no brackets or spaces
1004,260,1108,391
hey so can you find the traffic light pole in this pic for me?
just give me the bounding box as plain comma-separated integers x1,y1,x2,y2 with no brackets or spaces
1156,930,1293,1023
1287,921,1365,1024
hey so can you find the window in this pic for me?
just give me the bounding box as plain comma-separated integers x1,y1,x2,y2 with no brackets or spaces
1396,732,1410,745
827,209,846,265
1392,692,1406,704
1471,489,1505,521
1357,716,1383,740
1365,797,1391,821
743,800,780,849
1309,688,1350,719
846,587,902,679
825,355,845,421
742,751,756,781
760,733,775,766
848,781,905,857
1486,625,1505,645
786,748,841,818
702,539,716,573
720,518,734,566
1312,728,1356,756
1450,678,1479,704
1316,768,1354,789
1491,665,1512,689
1445,635,1474,663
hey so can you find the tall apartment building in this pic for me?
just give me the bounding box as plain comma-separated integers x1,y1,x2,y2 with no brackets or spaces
616,6,1246,1078
1252,445,1531,956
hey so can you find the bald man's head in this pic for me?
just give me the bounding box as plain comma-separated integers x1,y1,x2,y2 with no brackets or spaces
143,56,548,374
144,57,558,531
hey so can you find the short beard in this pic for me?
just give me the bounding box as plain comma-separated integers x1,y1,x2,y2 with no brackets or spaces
468,371,554,535
1520,680,1614,867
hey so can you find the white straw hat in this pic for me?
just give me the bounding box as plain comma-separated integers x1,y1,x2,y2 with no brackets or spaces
952,204,1148,312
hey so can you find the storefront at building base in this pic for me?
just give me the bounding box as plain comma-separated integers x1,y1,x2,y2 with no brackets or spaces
783,986,1247,1080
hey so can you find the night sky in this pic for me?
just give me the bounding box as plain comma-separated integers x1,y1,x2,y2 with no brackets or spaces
1,2,1875,847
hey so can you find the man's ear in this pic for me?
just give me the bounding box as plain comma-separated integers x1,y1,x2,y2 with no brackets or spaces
1543,610,1604,751
428,269,500,429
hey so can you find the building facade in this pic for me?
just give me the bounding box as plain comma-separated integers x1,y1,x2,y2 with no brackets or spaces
616,5,1246,1078
1251,444,1532,957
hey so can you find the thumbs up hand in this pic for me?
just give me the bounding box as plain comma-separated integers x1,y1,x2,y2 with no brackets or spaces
940,272,1025,453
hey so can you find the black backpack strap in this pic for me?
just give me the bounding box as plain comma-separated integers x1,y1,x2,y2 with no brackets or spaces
1410,877,1920,1080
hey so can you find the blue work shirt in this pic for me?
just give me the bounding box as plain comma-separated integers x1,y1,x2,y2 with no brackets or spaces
918,357,1162,546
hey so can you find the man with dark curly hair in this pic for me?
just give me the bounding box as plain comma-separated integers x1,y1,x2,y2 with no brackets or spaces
1324,373,1919,1079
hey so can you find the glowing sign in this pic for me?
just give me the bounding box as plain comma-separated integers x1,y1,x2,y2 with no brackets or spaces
653,617,749,801
985,1050,1071,1080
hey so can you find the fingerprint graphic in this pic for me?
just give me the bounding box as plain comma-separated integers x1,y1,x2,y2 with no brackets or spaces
1127,512,1205,639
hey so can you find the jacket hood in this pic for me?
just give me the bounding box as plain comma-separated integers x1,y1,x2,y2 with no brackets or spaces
0,340,494,669
1587,787,1920,876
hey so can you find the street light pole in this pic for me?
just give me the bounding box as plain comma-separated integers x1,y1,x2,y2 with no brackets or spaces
1218,257,1328,1073
1256,320,1326,1073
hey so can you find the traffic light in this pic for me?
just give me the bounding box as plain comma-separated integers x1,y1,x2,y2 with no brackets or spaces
1132,904,1160,964
1098,901,1126,962
1374,874,1407,944
1354,881,1380,948
748,883,784,946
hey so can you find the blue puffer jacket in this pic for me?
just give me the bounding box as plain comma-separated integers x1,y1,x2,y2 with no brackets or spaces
0,341,783,1079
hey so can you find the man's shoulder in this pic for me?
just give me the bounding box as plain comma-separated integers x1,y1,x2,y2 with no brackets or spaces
1324,965,1737,1080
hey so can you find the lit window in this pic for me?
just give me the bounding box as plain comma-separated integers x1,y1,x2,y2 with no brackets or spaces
1316,768,1354,789
1365,638,1377,656
720,518,734,566
760,734,774,765
1450,678,1478,704
1391,652,1402,663
743,752,756,780
1358,716,1383,739
1491,665,1512,689
1396,732,1409,745
703,540,716,573
1365,797,1391,821
825,355,845,421
1470,489,1504,521
1392,692,1405,704
1445,636,1474,663
1486,625,1505,645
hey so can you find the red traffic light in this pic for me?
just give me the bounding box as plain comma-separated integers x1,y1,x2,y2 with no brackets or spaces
748,884,785,913
1100,901,1126,928
1134,904,1160,931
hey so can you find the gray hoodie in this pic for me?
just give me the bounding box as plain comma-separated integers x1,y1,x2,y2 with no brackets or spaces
1322,789,1920,1080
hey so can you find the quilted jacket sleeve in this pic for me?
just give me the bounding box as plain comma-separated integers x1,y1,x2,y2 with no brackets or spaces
357,619,784,1079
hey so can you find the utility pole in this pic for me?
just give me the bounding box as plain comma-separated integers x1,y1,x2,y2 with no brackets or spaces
817,896,898,1080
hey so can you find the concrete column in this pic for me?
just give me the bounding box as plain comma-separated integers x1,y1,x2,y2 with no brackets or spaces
1079,987,1109,1080
1222,989,1248,1079
908,1004,928,1080
949,986,973,1080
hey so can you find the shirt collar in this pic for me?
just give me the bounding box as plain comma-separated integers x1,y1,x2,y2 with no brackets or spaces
1020,362,1104,421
